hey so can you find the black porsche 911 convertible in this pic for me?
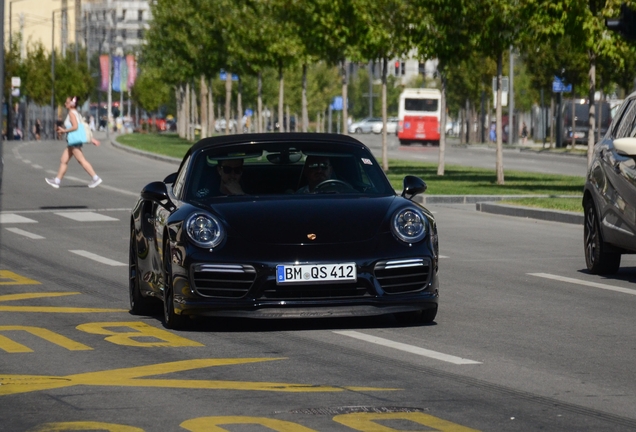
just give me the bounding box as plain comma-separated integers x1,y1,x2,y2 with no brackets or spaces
129,133,439,329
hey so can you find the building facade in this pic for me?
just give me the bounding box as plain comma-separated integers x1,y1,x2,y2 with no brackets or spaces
84,0,151,56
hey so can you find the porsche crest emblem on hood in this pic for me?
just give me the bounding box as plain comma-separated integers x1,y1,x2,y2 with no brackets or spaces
307,234,317,240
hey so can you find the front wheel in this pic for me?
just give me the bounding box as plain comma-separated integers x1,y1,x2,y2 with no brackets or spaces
584,199,621,274
129,229,158,315
162,245,188,330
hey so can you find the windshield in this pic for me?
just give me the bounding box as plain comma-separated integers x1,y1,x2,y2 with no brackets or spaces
184,141,395,201
404,98,438,112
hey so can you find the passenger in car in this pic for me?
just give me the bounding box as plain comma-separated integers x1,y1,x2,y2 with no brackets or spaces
217,159,245,195
297,156,334,193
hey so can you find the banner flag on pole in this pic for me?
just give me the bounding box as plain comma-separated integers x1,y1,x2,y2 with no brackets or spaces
120,59,128,92
126,54,137,89
112,56,122,92
99,55,110,91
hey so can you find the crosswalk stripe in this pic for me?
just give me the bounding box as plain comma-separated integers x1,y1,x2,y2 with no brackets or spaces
0,214,38,224
55,212,119,222
5,228,45,239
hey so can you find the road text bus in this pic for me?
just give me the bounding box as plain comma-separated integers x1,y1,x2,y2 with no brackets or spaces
397,88,441,146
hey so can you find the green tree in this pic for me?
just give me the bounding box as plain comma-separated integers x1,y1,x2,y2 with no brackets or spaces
22,42,52,106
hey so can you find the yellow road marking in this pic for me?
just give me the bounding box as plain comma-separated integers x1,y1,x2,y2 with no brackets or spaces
0,270,40,285
334,412,481,431
28,421,144,431
0,358,398,396
181,416,317,431
0,292,126,313
76,322,204,347
0,326,93,353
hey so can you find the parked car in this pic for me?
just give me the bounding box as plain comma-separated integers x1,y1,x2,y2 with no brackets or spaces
372,117,399,134
583,91,636,274
130,133,439,329
349,117,383,134
563,99,612,145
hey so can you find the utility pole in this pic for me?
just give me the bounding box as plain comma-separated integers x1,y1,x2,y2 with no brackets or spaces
509,46,515,145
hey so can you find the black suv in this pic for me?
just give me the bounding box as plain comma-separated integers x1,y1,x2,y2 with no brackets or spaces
583,95,636,274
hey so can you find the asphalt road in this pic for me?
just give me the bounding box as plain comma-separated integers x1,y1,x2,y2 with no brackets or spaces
355,132,589,177
1,133,635,431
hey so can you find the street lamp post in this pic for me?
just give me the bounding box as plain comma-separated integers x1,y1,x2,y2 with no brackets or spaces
51,8,63,140
7,0,28,142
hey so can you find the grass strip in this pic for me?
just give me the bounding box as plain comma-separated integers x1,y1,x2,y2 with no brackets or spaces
498,197,583,213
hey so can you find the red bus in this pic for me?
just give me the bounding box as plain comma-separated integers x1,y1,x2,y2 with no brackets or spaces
397,88,441,146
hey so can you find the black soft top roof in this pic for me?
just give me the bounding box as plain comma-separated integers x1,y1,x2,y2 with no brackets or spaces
186,133,369,158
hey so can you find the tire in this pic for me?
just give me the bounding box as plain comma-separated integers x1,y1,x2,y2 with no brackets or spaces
162,245,188,330
399,139,410,146
584,199,621,275
355,128,362,134
129,229,158,315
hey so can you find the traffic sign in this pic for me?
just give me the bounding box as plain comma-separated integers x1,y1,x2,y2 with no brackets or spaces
332,96,343,111
552,76,572,93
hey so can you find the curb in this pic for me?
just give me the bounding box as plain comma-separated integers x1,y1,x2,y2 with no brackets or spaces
109,136,583,225
109,136,181,165
475,202,583,225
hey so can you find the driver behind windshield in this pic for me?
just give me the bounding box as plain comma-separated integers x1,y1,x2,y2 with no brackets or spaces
297,156,334,193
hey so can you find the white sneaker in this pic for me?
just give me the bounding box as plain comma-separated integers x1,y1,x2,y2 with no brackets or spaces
88,177,102,188
45,178,60,189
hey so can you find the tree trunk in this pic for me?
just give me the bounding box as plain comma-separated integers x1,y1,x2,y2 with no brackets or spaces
302,64,308,132
342,60,348,136
208,79,214,137
381,57,388,171
278,63,285,133
571,93,576,148
381,58,388,171
200,75,208,139
550,95,555,148
185,82,190,140
225,70,232,135
587,50,596,167
257,72,263,133
459,108,465,144
190,82,197,141
237,78,243,134
496,53,504,185
437,73,447,176
597,91,603,143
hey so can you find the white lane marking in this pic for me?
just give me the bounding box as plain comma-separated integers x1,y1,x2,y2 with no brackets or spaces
0,214,38,224
0,208,130,215
528,273,636,296
333,330,482,365
5,228,45,239
61,175,139,196
439,255,449,259
69,250,126,266
23,159,31,164
55,211,119,222
31,164,42,169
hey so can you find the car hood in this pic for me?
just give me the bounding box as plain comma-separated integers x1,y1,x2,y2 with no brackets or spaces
209,196,396,245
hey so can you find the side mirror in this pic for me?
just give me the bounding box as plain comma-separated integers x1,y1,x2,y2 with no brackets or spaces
141,181,175,211
613,137,636,157
401,175,427,199
163,172,178,184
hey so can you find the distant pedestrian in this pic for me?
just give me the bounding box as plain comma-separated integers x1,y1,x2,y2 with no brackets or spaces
489,123,496,142
521,122,528,144
45,96,102,189
34,119,41,141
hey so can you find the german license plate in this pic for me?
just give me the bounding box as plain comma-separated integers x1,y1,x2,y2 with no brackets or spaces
415,133,426,138
276,263,357,284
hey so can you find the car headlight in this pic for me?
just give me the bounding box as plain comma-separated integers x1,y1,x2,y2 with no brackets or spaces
391,207,427,244
185,212,225,249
